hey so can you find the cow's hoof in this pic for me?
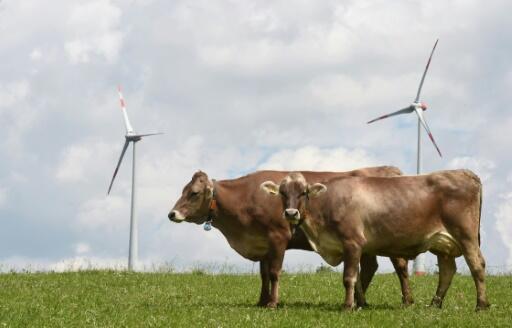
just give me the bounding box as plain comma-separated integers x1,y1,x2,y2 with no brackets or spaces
475,302,490,312
256,300,268,307
429,296,443,308
402,296,414,307
265,302,278,309
356,301,369,309
342,304,356,311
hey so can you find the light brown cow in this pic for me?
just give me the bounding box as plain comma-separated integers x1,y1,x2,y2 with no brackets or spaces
261,170,489,310
168,167,413,308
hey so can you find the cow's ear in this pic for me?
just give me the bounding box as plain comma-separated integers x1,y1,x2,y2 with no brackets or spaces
260,181,279,196
308,183,327,198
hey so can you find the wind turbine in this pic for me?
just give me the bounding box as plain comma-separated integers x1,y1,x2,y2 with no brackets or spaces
107,86,162,271
367,39,441,275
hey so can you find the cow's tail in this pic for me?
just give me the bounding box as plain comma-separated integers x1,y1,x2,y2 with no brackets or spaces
463,169,483,246
478,182,482,246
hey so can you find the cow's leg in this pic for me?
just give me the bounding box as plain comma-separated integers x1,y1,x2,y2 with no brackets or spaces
430,255,456,308
357,255,378,307
257,260,271,307
342,243,362,310
266,248,285,309
359,254,378,294
461,243,490,310
353,269,367,308
390,257,414,306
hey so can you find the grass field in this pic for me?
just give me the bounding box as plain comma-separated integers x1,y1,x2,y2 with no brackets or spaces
0,271,510,327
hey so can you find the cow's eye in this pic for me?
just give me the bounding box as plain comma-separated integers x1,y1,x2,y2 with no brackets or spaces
299,191,307,197
190,191,200,197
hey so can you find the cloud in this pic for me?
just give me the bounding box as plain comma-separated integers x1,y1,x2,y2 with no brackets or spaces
448,156,496,182
76,195,127,231
0,80,29,109
0,255,127,272
495,192,512,266
29,48,42,61
0,80,36,159
74,242,91,255
258,146,377,171
64,1,123,63
0,187,6,209
55,140,116,183
1,0,512,272
447,156,495,182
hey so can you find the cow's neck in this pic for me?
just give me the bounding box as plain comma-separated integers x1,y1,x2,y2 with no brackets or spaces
300,204,344,267
208,180,257,235
207,180,270,260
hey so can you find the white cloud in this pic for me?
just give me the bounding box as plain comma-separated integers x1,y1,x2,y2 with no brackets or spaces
55,140,116,183
0,256,127,272
29,48,42,61
0,0,511,272
0,187,7,208
495,192,512,266
64,0,123,64
0,80,29,110
0,80,36,160
258,146,377,172
74,242,91,255
447,156,495,182
76,195,127,231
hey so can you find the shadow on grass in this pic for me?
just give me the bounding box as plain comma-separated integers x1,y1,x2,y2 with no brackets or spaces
191,299,402,312
280,301,400,311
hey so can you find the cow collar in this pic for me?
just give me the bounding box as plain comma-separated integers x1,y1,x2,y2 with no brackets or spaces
203,179,217,231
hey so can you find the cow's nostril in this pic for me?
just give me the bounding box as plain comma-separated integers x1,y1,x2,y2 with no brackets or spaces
168,211,176,220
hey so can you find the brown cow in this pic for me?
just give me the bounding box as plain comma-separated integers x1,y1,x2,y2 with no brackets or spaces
168,167,413,308
261,170,489,310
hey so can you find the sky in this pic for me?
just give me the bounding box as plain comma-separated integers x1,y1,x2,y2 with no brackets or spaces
0,0,511,273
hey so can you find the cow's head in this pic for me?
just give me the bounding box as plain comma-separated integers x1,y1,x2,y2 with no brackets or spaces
260,172,327,225
168,171,214,224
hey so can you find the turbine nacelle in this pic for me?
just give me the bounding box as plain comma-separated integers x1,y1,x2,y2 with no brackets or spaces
107,87,163,195
412,102,427,111
366,39,441,157
126,134,142,142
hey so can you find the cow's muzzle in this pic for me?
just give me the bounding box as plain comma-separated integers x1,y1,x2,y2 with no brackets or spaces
284,208,301,224
168,210,185,222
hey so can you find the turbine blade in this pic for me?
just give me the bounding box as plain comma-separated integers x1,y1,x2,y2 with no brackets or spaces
414,107,442,157
133,132,164,138
414,39,439,103
118,86,135,134
107,140,130,194
367,106,414,124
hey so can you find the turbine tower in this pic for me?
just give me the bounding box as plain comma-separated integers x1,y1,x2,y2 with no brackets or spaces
367,39,442,276
107,86,162,271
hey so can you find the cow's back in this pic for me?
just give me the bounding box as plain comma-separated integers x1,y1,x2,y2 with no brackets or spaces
214,166,403,255
426,169,481,199
315,169,482,258
301,165,402,183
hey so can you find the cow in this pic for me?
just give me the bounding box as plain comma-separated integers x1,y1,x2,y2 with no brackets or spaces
168,167,413,308
260,170,489,310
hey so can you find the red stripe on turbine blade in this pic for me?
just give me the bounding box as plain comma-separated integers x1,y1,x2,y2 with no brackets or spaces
367,114,389,124
120,99,125,108
428,132,442,157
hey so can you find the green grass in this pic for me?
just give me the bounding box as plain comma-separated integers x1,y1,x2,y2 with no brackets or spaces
0,271,510,327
